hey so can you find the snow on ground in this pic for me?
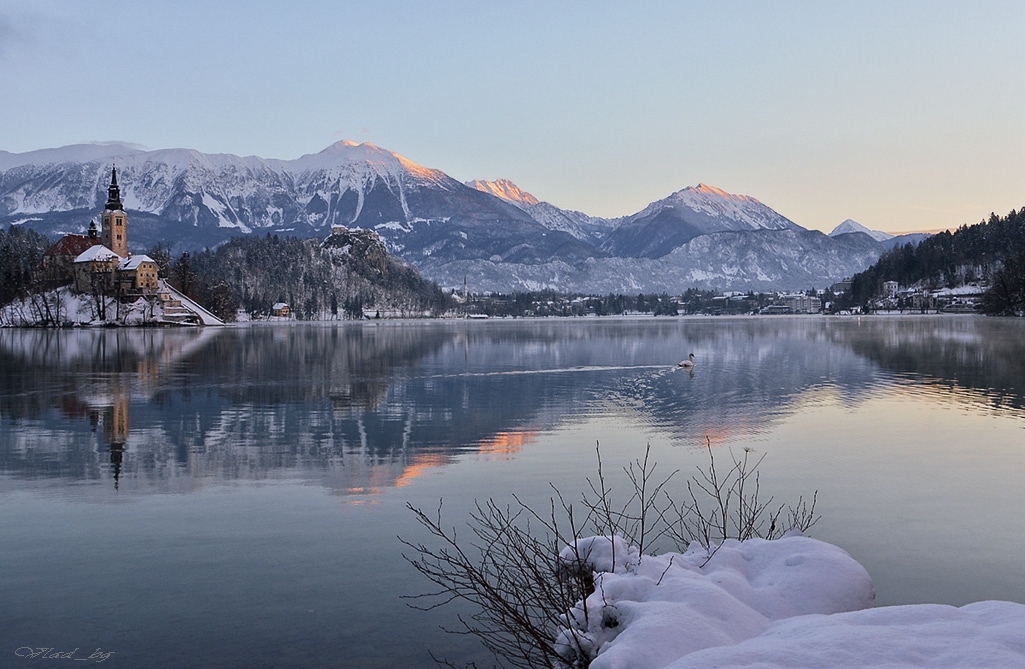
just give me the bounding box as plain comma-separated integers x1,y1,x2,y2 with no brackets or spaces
0,285,222,327
0,287,158,326
931,284,987,296
666,601,1025,668
557,534,1025,669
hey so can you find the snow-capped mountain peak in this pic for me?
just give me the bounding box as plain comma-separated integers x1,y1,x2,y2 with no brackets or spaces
692,183,732,198
829,219,894,242
657,184,797,232
290,140,446,183
467,179,541,206
599,183,800,259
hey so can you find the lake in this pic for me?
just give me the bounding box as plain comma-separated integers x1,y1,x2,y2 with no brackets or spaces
2,316,1024,668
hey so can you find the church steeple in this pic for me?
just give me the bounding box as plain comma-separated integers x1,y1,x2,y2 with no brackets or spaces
101,165,129,257
105,166,123,211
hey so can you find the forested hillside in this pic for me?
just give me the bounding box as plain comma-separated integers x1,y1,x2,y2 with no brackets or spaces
172,229,453,321
847,208,1025,314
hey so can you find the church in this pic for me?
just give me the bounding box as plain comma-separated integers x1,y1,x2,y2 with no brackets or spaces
36,167,224,326
42,167,160,296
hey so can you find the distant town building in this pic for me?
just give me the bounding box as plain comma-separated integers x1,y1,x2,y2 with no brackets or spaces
883,281,899,298
780,293,822,314
830,278,853,294
272,302,291,317
710,293,759,315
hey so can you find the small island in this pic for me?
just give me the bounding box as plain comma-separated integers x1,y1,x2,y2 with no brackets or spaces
2,167,222,327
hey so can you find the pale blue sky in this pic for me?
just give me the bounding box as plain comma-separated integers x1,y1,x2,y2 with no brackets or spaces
1,1,1022,233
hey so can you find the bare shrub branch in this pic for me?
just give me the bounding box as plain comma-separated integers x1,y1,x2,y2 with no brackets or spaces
401,440,819,668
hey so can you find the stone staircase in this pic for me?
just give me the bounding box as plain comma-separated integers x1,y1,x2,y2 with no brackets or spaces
154,280,224,326
158,290,200,325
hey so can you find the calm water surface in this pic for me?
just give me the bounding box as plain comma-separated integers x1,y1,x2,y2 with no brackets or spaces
2,317,1024,668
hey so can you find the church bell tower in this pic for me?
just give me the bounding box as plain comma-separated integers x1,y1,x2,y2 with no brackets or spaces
101,166,129,258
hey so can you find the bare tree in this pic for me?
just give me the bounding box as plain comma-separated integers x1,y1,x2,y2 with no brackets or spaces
401,442,818,668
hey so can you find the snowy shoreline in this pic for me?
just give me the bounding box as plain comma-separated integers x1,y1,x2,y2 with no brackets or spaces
556,534,1025,668
3,294,989,328
0,283,223,328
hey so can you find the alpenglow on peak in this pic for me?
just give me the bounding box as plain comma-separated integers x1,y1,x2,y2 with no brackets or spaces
466,178,541,206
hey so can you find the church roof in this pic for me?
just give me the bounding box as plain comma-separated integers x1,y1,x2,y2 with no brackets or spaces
44,234,102,258
74,244,119,263
119,254,156,271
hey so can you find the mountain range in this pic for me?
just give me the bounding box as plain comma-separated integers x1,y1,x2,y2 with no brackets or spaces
0,141,926,292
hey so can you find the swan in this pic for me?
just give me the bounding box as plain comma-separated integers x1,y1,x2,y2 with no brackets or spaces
678,353,695,368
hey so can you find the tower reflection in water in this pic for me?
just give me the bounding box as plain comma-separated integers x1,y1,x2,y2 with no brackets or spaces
103,386,129,490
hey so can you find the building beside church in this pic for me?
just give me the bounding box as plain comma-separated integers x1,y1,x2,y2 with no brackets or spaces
118,254,159,292
72,244,121,293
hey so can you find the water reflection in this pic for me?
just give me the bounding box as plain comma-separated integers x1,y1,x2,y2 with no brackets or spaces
1,317,1023,496
621,317,1025,444
838,316,1025,411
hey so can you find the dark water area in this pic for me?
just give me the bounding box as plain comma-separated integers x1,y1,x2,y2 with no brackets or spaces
2,316,1024,668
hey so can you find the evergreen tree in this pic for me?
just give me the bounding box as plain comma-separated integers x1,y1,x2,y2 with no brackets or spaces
981,250,1025,316
0,227,51,306
846,207,1025,308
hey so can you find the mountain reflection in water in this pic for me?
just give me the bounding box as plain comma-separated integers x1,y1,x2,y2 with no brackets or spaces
1,317,1023,496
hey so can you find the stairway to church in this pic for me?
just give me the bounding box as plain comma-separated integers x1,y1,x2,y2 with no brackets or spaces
157,293,200,325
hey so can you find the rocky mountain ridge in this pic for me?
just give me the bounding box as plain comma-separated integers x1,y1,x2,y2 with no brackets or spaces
1,141,924,292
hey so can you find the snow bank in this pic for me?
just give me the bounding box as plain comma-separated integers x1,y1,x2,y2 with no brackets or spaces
666,601,1025,668
559,535,638,574
556,534,1025,669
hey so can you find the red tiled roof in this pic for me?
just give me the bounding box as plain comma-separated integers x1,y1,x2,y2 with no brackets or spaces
44,234,102,258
